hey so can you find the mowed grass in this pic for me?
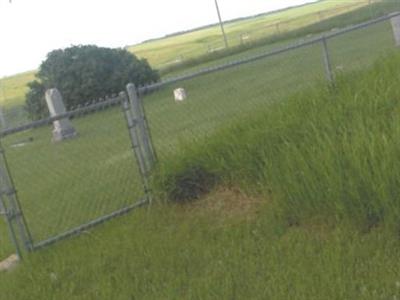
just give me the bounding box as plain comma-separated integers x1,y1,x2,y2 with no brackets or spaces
2,49,400,300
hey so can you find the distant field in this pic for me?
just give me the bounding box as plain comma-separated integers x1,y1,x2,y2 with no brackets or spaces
0,72,35,129
0,71,34,108
128,0,371,69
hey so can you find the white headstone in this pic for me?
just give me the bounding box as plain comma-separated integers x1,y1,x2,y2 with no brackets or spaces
391,15,400,47
174,88,187,102
45,88,77,142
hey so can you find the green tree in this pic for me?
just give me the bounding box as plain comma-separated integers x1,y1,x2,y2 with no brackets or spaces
25,45,159,120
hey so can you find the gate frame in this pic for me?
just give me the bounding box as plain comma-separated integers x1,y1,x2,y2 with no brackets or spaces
0,91,157,255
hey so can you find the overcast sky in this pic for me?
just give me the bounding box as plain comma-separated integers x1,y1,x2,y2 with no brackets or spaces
0,0,316,77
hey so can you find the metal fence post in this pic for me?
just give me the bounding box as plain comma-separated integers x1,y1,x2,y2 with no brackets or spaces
126,83,157,173
391,13,400,47
0,141,33,256
321,37,334,84
0,196,22,258
275,23,281,35
368,0,374,18
120,92,152,203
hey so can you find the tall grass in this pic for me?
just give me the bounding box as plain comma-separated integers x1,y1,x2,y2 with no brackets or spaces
154,51,400,230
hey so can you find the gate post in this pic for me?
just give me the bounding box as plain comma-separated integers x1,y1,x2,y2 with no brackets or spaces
120,92,152,203
321,37,334,84
126,83,157,174
0,140,33,257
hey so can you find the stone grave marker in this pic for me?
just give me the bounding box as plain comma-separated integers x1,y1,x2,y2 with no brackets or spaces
174,88,187,102
45,88,77,142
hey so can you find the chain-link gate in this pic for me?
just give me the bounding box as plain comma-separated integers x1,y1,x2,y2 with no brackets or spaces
0,85,155,258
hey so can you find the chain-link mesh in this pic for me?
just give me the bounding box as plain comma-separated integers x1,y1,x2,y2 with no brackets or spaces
0,99,146,249
329,18,395,75
0,218,14,260
0,106,28,130
142,42,325,160
142,14,400,161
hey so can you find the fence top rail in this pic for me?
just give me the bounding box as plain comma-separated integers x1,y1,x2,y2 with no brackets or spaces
0,95,122,138
139,11,400,94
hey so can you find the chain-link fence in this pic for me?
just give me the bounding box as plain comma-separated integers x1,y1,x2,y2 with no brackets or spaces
140,12,400,161
0,11,399,259
0,92,153,258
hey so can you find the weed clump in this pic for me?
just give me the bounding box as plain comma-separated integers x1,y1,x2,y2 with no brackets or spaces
164,166,219,203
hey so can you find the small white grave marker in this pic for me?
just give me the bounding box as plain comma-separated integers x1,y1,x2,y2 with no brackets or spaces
174,88,187,102
45,88,77,142
391,14,400,47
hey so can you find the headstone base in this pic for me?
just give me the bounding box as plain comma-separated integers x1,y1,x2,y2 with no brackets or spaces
52,127,77,142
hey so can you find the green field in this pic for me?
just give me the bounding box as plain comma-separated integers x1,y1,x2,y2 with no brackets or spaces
128,0,370,69
1,1,400,298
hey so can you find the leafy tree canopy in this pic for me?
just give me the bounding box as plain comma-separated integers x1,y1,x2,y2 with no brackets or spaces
25,45,159,120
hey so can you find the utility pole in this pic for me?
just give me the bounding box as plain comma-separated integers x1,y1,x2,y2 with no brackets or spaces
214,0,229,49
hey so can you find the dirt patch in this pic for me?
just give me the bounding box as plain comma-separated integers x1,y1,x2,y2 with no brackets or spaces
176,186,265,222
0,254,19,272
